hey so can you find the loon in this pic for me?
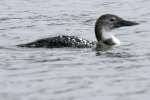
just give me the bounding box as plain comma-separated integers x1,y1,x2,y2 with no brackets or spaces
17,14,138,48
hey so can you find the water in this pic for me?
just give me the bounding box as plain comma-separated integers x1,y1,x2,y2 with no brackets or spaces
0,0,150,100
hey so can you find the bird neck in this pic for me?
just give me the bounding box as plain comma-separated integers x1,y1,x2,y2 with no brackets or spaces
95,21,112,41
95,20,103,41
95,22,120,45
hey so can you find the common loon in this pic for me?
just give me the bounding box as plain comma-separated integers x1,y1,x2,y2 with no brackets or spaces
17,14,138,48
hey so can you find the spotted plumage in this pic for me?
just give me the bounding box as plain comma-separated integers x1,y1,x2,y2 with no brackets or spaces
18,35,95,48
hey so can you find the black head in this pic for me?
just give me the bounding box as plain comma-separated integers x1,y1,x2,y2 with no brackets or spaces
97,14,139,30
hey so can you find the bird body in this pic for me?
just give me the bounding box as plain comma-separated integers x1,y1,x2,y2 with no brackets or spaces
18,35,95,48
17,14,138,49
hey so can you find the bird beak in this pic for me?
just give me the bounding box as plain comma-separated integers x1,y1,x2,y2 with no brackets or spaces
115,19,139,28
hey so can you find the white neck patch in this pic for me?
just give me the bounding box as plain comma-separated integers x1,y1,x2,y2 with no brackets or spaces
102,28,121,46
111,35,121,46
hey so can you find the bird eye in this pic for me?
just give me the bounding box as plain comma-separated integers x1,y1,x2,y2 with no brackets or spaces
110,18,116,22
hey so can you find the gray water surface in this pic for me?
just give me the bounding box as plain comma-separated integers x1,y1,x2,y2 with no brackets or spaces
0,0,150,100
